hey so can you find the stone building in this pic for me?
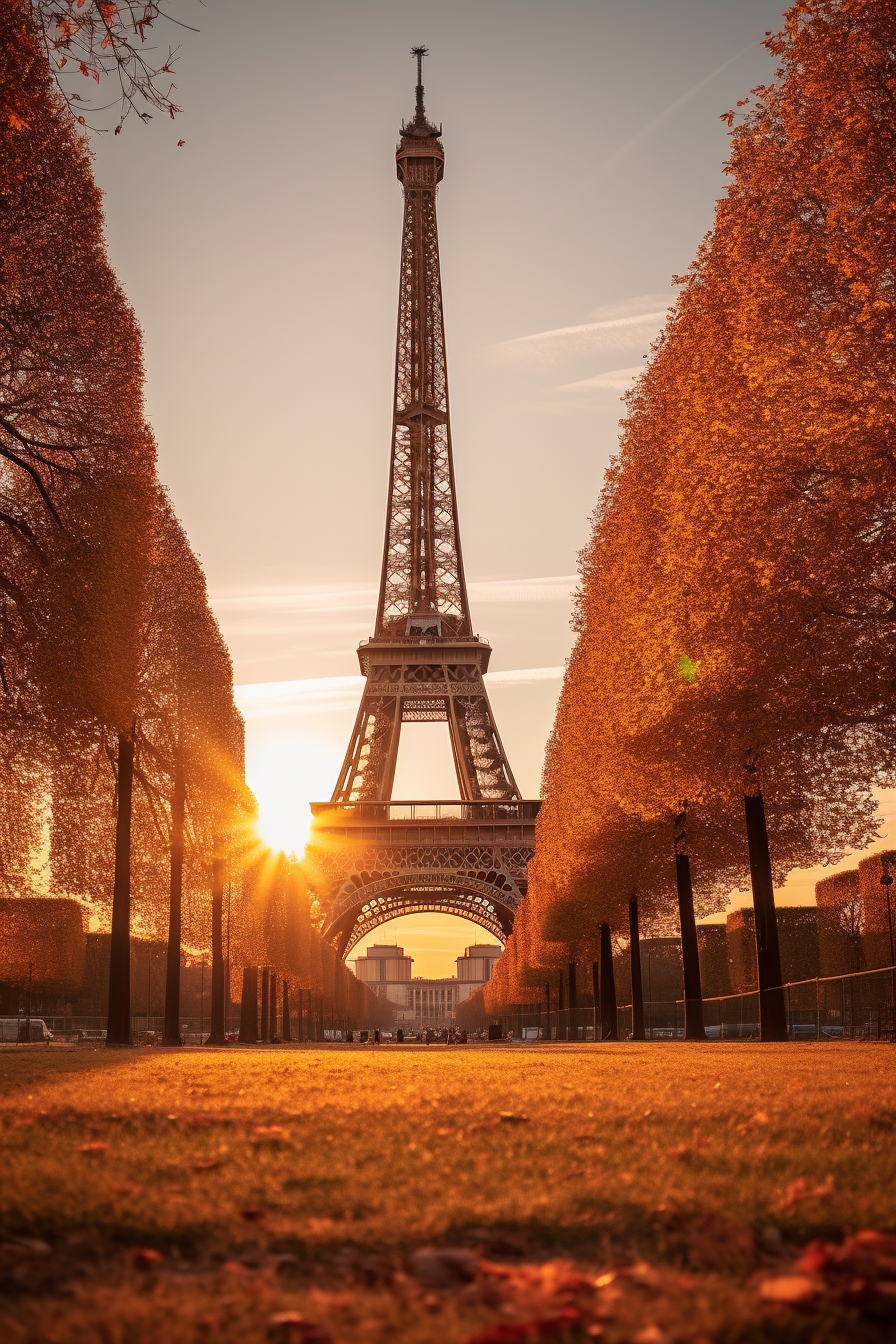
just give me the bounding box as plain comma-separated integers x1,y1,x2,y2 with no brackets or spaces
350,941,502,1027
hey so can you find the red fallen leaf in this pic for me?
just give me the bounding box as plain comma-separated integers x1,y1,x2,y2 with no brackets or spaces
79,1140,108,1154
267,1312,334,1343
131,1247,164,1271
177,140,186,147
241,1207,267,1222
795,1242,833,1275
759,1274,820,1306
114,125,122,135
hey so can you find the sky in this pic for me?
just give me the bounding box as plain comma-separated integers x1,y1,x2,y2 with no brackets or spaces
84,1,893,976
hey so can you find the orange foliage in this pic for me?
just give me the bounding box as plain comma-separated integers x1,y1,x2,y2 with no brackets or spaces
492,0,894,1010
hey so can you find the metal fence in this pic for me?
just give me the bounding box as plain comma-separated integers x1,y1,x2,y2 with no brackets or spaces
494,965,896,1042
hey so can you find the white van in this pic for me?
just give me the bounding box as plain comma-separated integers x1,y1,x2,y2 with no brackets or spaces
0,1017,52,1043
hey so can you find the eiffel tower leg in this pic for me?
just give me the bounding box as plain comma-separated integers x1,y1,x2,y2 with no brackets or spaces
448,685,520,801
447,695,479,800
333,696,401,802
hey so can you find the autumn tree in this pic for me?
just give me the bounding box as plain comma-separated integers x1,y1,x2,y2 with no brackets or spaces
493,0,894,1037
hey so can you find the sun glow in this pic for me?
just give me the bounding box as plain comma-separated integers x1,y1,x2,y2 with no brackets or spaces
244,738,337,857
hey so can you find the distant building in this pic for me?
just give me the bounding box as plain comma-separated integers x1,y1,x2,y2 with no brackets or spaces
456,944,502,1002
350,945,413,1016
350,941,502,1026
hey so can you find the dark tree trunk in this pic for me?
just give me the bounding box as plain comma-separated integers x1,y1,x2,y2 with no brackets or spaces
106,733,134,1046
629,896,646,1041
544,982,551,1041
282,981,292,1041
600,923,618,1040
162,754,185,1046
207,856,227,1045
568,961,577,1038
297,988,306,1042
238,966,258,1043
557,969,566,1040
260,968,269,1041
675,853,706,1041
591,960,600,1041
269,973,277,1040
744,792,787,1041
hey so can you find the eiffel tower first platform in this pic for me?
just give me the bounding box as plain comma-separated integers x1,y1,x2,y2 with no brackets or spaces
309,50,540,958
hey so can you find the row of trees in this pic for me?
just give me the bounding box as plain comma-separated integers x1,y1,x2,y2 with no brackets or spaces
0,4,258,1043
2,8,398,1041
486,0,894,1037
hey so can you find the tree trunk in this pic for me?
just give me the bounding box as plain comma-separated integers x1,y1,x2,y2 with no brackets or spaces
238,966,258,1043
557,969,566,1040
544,982,551,1042
282,981,292,1042
106,733,134,1046
629,896,646,1041
260,968,269,1041
567,960,577,1038
269,973,278,1041
162,754,185,1046
675,853,706,1041
297,987,306,1043
744,792,787,1040
207,856,227,1045
600,923,618,1040
591,960,600,1041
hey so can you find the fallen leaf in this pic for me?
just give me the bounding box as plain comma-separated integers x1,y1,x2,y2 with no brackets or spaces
759,1274,820,1306
130,1247,164,1271
267,1312,333,1343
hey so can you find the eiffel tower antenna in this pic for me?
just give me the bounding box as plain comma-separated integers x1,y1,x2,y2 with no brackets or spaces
411,44,427,123
311,55,539,959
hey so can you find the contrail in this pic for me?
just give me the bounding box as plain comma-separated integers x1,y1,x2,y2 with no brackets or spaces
590,42,759,185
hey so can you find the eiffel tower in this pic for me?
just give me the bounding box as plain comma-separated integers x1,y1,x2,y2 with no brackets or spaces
311,50,539,957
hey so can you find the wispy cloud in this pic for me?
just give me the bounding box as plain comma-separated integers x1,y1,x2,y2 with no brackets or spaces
211,575,577,617
558,366,644,394
490,294,672,368
235,666,565,721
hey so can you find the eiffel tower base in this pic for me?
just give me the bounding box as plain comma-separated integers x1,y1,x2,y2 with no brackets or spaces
310,800,539,957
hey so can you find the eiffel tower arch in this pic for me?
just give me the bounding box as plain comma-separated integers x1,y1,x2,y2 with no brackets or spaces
309,50,540,956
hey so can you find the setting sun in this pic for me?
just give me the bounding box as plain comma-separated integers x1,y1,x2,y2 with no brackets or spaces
244,737,336,856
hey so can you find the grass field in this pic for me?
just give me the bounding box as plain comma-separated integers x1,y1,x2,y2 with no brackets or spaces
2,1042,895,1343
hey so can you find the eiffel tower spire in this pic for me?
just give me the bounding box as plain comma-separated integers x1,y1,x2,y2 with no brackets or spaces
330,51,519,805
377,47,466,639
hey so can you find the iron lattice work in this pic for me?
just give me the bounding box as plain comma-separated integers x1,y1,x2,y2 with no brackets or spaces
309,802,539,957
378,52,466,639
311,53,539,952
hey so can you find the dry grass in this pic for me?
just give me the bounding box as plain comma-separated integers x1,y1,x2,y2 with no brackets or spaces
1,1041,895,1342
